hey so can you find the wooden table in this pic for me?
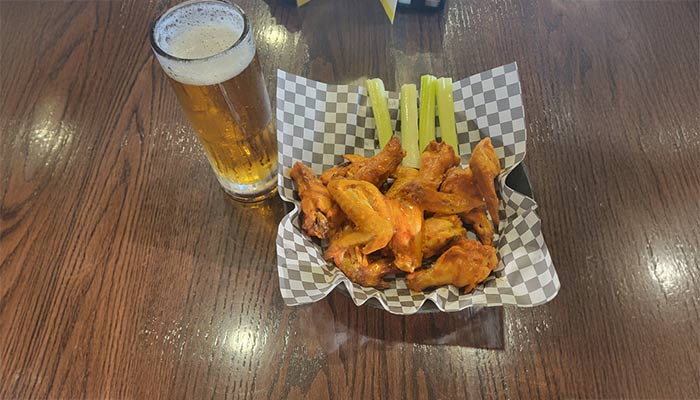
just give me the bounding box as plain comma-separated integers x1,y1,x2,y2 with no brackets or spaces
2,0,699,398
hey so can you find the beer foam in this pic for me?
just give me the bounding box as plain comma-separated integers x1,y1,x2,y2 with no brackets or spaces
152,1,255,86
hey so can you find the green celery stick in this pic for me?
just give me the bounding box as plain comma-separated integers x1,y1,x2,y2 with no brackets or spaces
436,77,458,153
366,78,393,148
418,75,436,151
400,84,420,168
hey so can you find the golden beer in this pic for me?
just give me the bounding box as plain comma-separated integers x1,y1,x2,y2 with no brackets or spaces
151,0,277,201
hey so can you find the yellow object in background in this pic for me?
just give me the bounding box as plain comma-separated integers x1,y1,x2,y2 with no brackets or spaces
379,0,398,23
297,0,398,23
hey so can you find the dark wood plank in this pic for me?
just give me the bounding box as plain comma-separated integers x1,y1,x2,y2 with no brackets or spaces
1,0,699,399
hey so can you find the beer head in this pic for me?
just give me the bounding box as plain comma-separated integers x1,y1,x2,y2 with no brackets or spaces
151,0,255,86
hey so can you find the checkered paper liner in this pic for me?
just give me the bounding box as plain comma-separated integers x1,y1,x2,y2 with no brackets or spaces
275,63,560,315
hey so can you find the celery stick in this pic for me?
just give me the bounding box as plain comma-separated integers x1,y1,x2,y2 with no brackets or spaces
418,75,436,151
436,77,458,153
366,78,393,148
400,84,420,168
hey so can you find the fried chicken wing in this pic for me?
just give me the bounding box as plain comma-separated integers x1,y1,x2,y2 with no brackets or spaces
321,136,405,187
324,225,374,252
394,181,483,214
350,137,404,186
462,207,493,246
324,233,396,288
469,138,501,227
320,163,349,186
422,215,467,259
385,166,419,199
389,141,480,214
407,237,498,293
441,166,494,245
386,199,423,273
419,141,461,188
441,167,482,204
320,154,366,185
290,162,344,239
327,179,394,254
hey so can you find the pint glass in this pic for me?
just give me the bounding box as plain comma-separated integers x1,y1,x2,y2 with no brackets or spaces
150,0,277,201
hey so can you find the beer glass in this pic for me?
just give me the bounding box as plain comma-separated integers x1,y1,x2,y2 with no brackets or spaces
150,0,277,201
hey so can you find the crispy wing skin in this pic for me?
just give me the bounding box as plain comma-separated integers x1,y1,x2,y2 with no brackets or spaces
320,155,367,185
324,226,374,252
407,237,498,293
324,235,396,288
469,138,501,227
321,136,405,187
290,162,344,239
327,179,394,254
419,141,461,188
320,163,349,186
441,167,482,203
385,166,419,199
387,199,423,273
352,136,405,186
441,166,494,245
422,215,466,259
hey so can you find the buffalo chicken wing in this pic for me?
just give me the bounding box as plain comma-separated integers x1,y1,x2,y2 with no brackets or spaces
469,138,501,227
327,179,394,255
441,166,495,244
290,162,344,239
321,136,405,188
407,237,498,293
421,215,466,259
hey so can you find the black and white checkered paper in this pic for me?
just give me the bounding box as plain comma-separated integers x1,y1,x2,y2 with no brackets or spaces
275,63,559,314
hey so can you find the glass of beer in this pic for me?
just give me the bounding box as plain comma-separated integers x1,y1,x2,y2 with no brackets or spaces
150,0,277,201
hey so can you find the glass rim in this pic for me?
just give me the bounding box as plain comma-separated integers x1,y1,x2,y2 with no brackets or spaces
149,0,250,63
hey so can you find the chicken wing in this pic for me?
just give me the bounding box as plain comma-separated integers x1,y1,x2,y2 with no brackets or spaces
385,166,419,199
469,138,501,227
386,198,423,273
384,167,424,273
390,141,480,214
321,136,405,187
324,231,396,288
441,166,482,203
320,163,350,186
419,141,461,188
421,215,466,259
440,166,494,245
320,154,366,185
407,237,498,293
462,207,493,246
394,180,483,214
327,179,394,254
352,137,405,186
290,162,344,239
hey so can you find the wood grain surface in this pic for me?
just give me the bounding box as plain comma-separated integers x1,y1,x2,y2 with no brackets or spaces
1,0,699,398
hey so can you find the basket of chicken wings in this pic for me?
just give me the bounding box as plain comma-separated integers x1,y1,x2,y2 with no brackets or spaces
275,64,559,314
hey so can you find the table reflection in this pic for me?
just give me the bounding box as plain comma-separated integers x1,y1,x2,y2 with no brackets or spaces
289,291,504,350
